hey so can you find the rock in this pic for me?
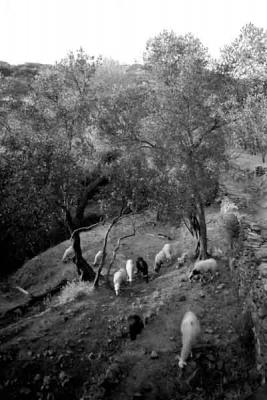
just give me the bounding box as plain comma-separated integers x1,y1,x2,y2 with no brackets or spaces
206,353,215,361
101,363,121,388
258,303,267,318
87,352,95,360
244,383,267,400
258,263,267,278
248,368,259,382
150,350,159,359
256,247,267,261
142,382,153,392
180,274,188,282
205,328,214,334
133,392,143,399
144,311,156,324
20,387,31,395
217,283,225,290
250,223,262,233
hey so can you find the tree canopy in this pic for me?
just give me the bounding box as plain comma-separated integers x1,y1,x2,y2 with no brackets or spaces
2,23,267,273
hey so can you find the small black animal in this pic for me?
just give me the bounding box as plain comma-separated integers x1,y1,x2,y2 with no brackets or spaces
128,314,144,340
136,257,149,283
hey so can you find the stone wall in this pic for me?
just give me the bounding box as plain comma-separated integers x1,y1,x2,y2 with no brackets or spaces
235,221,267,384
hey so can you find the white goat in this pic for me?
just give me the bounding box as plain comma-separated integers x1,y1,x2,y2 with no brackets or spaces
93,250,103,266
189,258,217,280
113,268,127,296
154,242,180,272
62,245,74,263
154,250,167,272
126,259,134,285
162,242,180,260
178,311,201,368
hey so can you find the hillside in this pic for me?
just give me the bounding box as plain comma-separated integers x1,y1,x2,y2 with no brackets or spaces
0,61,48,79
0,154,267,399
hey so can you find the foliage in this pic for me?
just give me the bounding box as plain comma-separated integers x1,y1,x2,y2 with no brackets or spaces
100,154,155,215
231,92,267,161
220,23,267,82
3,24,267,272
142,31,228,256
0,50,105,274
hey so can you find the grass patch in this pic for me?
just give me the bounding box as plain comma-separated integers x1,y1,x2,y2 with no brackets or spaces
58,280,94,305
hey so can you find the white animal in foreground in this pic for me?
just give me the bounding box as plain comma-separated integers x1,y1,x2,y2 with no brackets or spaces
113,268,127,296
62,245,75,263
189,258,218,280
126,259,134,284
93,250,103,266
178,311,201,368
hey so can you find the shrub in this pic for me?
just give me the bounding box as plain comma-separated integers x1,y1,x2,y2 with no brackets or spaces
58,280,93,305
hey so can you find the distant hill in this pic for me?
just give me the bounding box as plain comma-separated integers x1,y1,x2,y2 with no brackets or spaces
0,61,50,99
0,61,49,79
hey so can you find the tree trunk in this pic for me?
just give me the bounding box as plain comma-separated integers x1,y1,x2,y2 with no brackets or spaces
75,175,109,224
196,200,208,260
72,231,96,281
262,152,266,164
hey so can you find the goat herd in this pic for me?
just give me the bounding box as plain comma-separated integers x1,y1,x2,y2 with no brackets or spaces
62,241,220,369
62,242,220,297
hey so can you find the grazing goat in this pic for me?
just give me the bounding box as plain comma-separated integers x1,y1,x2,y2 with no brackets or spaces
154,242,180,272
136,257,149,283
162,242,180,260
128,314,144,340
178,311,201,368
126,259,135,285
154,250,167,272
113,268,127,296
93,250,103,266
189,258,217,280
62,245,74,263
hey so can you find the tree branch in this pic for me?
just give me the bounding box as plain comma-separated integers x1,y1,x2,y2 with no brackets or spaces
105,218,136,285
93,210,132,288
70,218,105,239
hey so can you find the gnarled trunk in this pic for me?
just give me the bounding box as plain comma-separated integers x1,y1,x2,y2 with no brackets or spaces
72,231,96,281
197,200,208,259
